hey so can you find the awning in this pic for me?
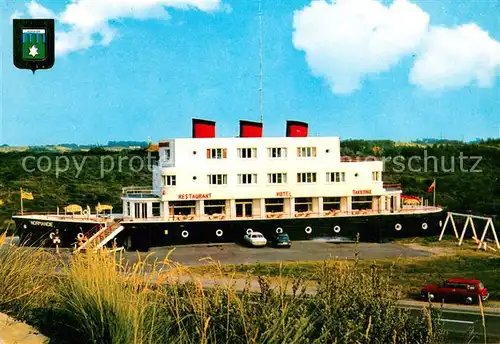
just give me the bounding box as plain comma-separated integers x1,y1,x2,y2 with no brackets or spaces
96,202,113,212
65,204,82,213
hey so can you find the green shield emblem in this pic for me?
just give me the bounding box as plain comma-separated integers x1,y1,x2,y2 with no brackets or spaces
22,29,47,60
13,19,55,73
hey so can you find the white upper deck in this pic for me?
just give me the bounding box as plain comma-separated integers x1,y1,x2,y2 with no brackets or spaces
149,119,389,202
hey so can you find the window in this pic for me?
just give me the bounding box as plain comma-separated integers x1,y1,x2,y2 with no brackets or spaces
265,198,284,213
323,197,341,211
206,148,227,159
152,202,161,217
446,283,467,290
297,172,317,184
164,175,176,186
237,173,257,184
295,197,312,212
372,171,381,181
267,173,287,184
326,172,345,183
134,203,147,218
207,174,228,185
267,147,287,158
169,201,196,216
352,196,373,210
126,202,130,216
163,149,171,161
204,200,226,215
297,147,317,158
237,148,257,159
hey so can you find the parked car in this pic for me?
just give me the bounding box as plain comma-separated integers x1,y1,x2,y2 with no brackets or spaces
420,278,489,304
269,233,291,248
244,232,267,247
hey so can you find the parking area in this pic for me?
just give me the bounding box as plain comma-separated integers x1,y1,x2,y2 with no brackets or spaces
123,241,430,266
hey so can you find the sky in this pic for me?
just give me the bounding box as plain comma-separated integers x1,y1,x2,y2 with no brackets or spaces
0,0,499,146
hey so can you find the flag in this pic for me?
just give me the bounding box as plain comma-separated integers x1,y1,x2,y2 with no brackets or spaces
21,190,34,200
427,180,436,193
22,29,47,60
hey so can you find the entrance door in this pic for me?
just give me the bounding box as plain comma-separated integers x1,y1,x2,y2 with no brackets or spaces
236,200,253,217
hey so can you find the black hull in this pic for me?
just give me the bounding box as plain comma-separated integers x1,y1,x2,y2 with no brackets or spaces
13,211,444,251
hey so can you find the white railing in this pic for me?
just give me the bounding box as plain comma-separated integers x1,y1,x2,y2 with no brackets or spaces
122,186,154,196
120,206,443,223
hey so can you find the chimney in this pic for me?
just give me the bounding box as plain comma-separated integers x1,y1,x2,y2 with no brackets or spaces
239,120,263,137
192,118,216,138
286,120,308,137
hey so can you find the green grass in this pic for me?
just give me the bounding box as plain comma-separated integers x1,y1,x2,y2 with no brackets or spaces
1,235,448,344
0,150,153,232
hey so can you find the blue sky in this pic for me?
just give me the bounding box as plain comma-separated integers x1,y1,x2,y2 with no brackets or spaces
1,0,499,146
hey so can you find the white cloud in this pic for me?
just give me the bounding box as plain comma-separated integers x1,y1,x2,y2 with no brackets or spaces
293,0,500,94
409,24,500,90
26,0,56,18
14,0,223,56
292,0,430,94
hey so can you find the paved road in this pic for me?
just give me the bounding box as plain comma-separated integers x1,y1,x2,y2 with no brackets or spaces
123,241,430,266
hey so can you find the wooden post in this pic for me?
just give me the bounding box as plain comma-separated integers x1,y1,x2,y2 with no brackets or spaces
20,188,24,215
489,219,500,249
458,216,470,246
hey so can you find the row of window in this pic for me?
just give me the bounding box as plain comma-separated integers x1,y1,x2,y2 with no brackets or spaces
206,146,317,160
165,196,374,216
164,171,381,186
128,196,375,218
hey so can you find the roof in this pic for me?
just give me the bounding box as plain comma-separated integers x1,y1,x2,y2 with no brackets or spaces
447,278,482,284
146,144,159,152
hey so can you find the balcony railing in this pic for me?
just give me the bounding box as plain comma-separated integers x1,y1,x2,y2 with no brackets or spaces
121,206,442,223
383,183,402,191
121,187,160,198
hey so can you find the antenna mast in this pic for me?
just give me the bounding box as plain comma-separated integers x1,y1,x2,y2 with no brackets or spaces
258,0,263,123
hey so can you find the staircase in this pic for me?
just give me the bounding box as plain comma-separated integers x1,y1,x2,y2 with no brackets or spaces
76,220,124,252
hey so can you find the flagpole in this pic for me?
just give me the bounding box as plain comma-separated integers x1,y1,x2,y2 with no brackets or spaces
20,188,24,215
433,178,436,206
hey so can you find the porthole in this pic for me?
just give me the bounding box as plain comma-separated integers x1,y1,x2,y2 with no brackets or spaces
193,151,197,155
354,173,359,177
246,228,253,235
305,226,312,234
422,222,428,230
395,223,402,231
181,230,189,238
193,176,197,181
439,220,443,227
333,225,341,233
216,229,223,237
276,227,283,234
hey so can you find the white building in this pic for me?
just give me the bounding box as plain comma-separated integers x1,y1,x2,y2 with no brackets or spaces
122,119,402,221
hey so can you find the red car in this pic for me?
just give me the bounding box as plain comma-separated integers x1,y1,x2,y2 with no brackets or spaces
421,278,489,305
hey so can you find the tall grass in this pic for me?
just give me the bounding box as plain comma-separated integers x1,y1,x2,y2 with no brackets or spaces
0,232,58,317
0,236,447,344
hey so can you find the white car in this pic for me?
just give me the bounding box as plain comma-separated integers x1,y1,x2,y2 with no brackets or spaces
244,232,267,247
